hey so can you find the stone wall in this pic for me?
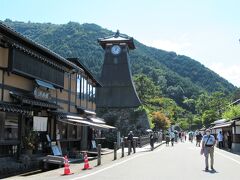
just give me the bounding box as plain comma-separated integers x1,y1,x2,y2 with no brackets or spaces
97,107,150,136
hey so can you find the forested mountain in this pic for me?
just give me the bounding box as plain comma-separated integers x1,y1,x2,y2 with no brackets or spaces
3,19,236,113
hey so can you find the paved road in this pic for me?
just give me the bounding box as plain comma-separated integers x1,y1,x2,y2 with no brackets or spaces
6,141,240,180
69,141,240,180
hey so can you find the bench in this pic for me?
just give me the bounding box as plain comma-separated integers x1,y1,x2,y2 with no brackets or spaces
42,155,65,170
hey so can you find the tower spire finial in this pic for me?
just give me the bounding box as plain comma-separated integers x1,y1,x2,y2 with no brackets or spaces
115,30,120,37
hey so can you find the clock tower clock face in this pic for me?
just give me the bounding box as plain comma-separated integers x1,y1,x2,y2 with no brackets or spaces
111,45,121,55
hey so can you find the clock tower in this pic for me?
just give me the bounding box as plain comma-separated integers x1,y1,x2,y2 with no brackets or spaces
96,31,149,136
96,30,141,108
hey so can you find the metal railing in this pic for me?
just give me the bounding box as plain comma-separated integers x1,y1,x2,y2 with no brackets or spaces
138,135,150,147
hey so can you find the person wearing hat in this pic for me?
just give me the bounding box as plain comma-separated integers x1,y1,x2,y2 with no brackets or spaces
201,129,216,171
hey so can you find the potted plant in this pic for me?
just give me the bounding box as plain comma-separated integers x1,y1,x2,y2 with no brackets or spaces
23,129,37,155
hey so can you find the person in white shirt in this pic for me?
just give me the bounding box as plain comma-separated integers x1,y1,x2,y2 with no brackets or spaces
217,131,223,149
201,129,216,171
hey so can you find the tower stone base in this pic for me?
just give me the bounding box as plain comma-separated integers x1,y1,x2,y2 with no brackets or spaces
96,107,150,136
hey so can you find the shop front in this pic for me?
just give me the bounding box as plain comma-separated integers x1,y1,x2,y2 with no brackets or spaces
0,21,116,177
211,121,233,149
232,117,240,152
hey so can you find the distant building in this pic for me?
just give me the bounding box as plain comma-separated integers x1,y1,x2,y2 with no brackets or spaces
211,118,240,152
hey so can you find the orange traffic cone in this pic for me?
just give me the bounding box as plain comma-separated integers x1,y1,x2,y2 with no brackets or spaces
82,152,92,170
63,155,73,175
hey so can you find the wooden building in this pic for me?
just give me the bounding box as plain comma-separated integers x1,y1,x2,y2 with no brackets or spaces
0,22,110,161
211,118,240,152
232,117,240,152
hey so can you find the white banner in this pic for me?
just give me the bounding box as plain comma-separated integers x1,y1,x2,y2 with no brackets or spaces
33,116,48,131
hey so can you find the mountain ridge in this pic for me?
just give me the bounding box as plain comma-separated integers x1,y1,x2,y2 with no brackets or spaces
2,19,236,105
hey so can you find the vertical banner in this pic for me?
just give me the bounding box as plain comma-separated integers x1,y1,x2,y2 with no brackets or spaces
33,116,48,131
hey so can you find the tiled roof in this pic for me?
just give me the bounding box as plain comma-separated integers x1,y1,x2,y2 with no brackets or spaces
0,101,32,115
0,21,83,73
98,30,135,49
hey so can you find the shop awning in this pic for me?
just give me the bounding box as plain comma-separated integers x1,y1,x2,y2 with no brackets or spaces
35,79,55,90
95,124,116,129
75,106,96,115
212,122,233,129
88,117,105,124
0,102,32,115
10,91,61,109
58,118,92,126
58,114,116,129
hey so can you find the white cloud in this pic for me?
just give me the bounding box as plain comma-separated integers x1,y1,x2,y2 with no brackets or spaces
209,62,240,87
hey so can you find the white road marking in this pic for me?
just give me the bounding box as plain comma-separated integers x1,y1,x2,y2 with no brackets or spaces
70,147,164,180
215,151,240,166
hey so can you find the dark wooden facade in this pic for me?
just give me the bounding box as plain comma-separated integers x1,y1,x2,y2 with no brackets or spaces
0,22,101,158
96,31,141,108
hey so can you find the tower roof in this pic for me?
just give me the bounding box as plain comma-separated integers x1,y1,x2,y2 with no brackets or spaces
98,30,135,49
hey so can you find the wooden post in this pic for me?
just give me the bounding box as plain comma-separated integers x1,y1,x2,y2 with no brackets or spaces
128,140,131,155
139,136,142,148
114,142,117,160
121,141,124,157
97,144,101,166
133,140,136,153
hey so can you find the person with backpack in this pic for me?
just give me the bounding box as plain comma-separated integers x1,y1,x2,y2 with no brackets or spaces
201,129,216,171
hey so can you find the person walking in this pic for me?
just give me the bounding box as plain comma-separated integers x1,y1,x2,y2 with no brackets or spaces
170,131,175,146
189,131,193,143
217,131,223,149
184,132,187,142
201,129,216,171
127,131,134,153
196,132,202,147
179,131,182,142
226,131,232,151
150,132,154,151
165,132,170,146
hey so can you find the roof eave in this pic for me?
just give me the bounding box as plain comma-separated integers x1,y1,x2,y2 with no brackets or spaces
0,22,82,72
67,58,102,87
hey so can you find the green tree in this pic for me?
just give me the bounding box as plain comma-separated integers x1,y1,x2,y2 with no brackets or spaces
232,88,240,101
152,111,171,130
177,118,189,130
183,98,196,113
209,92,228,117
223,105,240,120
133,74,160,103
195,93,211,115
192,115,203,129
202,110,218,126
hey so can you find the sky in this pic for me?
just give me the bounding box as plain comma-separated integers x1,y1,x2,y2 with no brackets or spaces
1,0,240,87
